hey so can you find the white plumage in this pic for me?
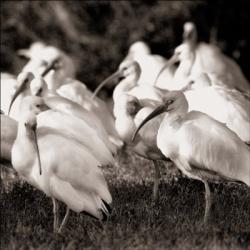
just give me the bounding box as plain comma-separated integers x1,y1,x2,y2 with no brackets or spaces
12,96,112,233
133,91,250,223
168,22,250,92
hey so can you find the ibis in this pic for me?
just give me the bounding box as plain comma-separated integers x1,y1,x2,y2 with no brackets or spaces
11,96,112,233
133,91,250,223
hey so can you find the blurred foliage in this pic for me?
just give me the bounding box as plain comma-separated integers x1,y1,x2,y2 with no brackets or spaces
1,1,250,92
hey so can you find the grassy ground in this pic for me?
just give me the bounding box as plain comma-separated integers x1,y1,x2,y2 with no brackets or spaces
1,147,250,250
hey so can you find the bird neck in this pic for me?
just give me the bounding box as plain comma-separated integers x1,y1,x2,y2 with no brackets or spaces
163,111,183,129
113,77,137,101
176,56,195,80
17,123,35,141
13,123,37,176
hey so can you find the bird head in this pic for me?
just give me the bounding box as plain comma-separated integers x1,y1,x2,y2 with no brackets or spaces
183,22,197,45
8,72,35,115
132,91,188,142
119,60,141,83
20,96,50,115
128,41,151,56
30,77,48,97
113,94,141,119
91,61,139,100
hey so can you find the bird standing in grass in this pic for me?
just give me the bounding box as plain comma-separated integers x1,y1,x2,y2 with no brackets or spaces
93,60,171,200
133,91,250,223
114,94,168,200
11,96,112,233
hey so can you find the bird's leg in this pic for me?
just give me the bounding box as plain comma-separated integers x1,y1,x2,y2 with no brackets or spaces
58,207,70,234
202,179,211,224
152,160,161,201
52,198,59,233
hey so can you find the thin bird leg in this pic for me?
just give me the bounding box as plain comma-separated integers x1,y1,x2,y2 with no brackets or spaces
202,179,211,224
58,207,70,234
152,160,161,201
52,198,59,233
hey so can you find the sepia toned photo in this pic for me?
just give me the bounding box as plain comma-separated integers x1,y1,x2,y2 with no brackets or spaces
1,1,250,249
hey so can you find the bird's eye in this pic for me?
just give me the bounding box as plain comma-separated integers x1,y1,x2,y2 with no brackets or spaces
35,104,41,108
36,88,42,96
41,60,48,67
167,99,174,105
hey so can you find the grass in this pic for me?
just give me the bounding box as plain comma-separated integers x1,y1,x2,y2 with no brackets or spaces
1,147,250,250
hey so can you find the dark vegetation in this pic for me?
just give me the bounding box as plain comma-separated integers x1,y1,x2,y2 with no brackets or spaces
1,1,250,94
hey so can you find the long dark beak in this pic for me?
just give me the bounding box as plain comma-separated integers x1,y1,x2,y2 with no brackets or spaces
8,78,29,115
131,104,166,142
8,59,59,115
41,58,60,77
31,124,42,175
91,69,125,100
153,54,178,86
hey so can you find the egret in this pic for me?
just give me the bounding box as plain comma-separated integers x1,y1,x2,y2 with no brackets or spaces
12,96,112,233
156,22,250,92
133,91,250,223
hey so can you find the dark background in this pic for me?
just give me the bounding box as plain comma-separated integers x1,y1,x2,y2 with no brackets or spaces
1,1,250,91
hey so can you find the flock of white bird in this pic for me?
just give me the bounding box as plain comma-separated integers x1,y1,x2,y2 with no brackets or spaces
1,22,250,232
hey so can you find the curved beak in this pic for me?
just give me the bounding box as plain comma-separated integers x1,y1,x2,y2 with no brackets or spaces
8,78,29,115
31,124,42,175
91,68,125,100
153,54,179,86
41,58,60,77
8,59,59,115
131,104,166,142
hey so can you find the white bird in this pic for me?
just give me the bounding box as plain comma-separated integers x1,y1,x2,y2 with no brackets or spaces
95,61,250,144
120,41,176,89
133,91,250,223
119,41,176,88
2,72,37,120
11,96,112,233
114,94,168,200
56,78,123,148
182,73,250,143
93,60,168,111
94,60,170,199
20,42,76,91
160,22,250,92
1,73,18,115
20,44,123,148
9,75,117,163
